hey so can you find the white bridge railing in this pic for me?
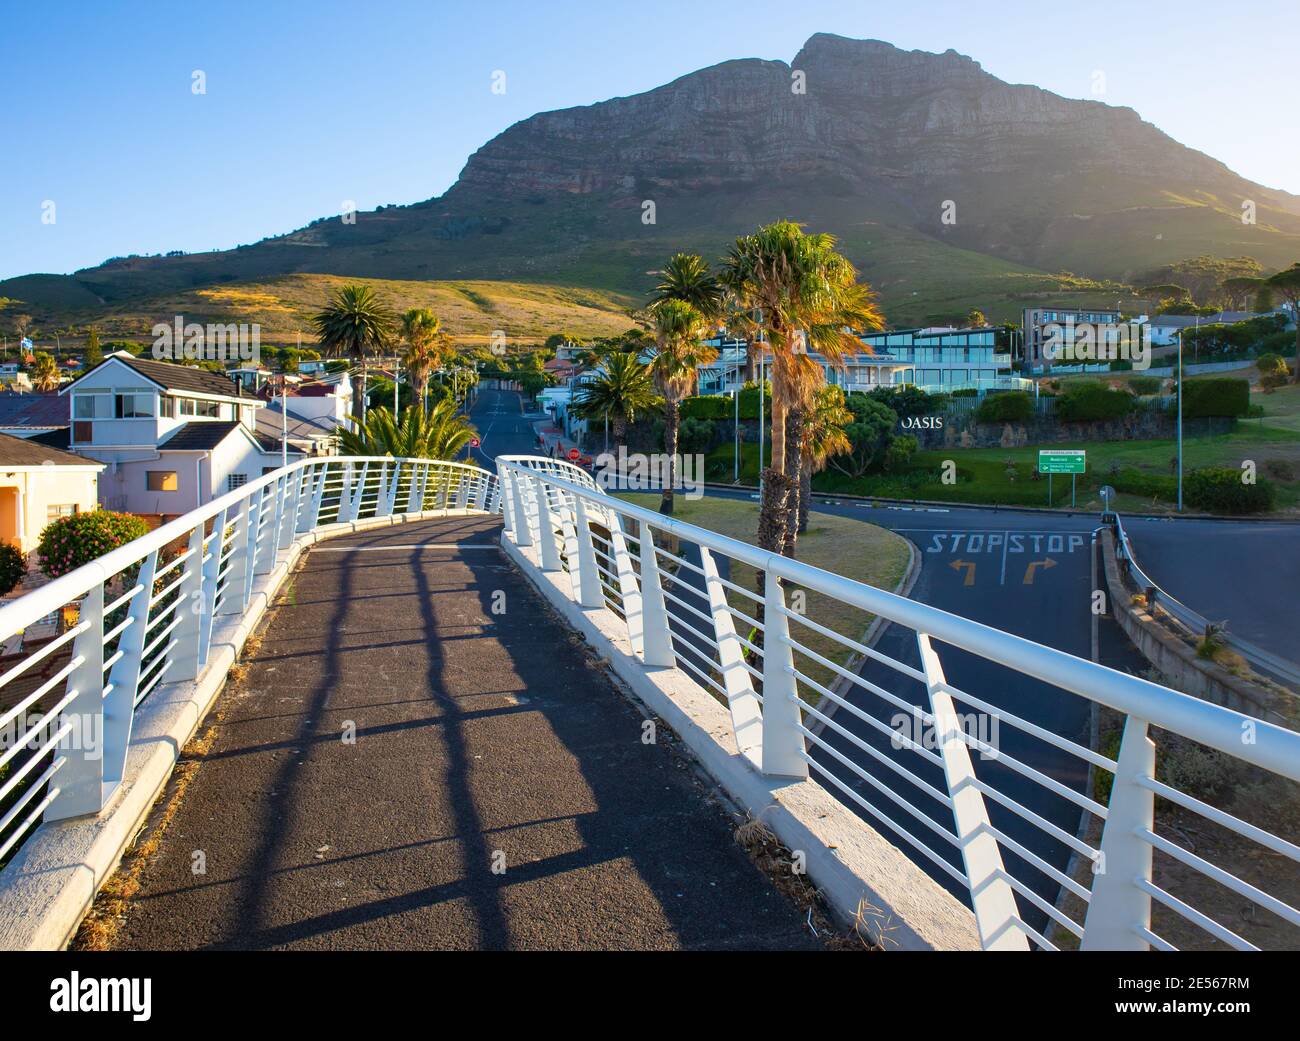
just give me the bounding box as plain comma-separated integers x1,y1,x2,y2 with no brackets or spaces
0,455,498,869
496,456,1300,952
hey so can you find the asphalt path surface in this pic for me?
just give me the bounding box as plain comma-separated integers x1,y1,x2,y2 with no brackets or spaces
110,516,818,950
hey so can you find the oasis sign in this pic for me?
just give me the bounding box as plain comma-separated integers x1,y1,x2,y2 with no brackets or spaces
899,415,943,431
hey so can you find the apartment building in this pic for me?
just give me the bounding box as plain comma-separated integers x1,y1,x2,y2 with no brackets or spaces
1022,307,1122,371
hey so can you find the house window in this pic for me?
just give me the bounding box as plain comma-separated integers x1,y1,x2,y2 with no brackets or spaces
73,390,111,419
72,421,94,443
179,398,221,418
160,396,177,418
115,390,153,418
47,504,78,521
228,473,248,491
147,471,178,492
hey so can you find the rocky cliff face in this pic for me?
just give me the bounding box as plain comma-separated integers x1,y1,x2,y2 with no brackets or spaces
450,33,1287,210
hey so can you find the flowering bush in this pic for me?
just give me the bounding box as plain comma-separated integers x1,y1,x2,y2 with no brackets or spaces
0,542,27,595
37,510,150,579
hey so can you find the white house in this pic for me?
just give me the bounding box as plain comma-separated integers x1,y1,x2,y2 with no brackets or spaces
0,433,103,555
59,353,301,515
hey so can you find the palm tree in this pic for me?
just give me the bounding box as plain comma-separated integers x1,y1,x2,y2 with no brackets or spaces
650,253,725,321
570,351,660,448
400,308,450,413
797,385,852,533
648,300,715,514
336,399,477,460
720,220,882,557
1266,264,1300,383
311,284,397,427
29,351,61,392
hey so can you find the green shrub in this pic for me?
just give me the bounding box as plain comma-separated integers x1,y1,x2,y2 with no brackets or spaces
0,542,27,595
1184,467,1275,514
1056,381,1136,422
1127,376,1161,395
975,391,1034,423
950,387,979,398
1257,352,1288,378
1176,378,1250,419
37,510,150,578
100,340,145,356
1110,468,1178,500
676,416,715,455
679,395,730,420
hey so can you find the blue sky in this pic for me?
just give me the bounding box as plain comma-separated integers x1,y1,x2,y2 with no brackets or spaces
3,0,1296,280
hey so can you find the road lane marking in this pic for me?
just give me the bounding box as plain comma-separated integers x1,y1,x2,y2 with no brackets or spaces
949,559,977,586
1022,558,1057,584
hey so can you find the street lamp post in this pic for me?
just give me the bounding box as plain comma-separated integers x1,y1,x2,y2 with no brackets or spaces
1177,330,1184,512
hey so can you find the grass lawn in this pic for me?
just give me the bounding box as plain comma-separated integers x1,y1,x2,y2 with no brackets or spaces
616,494,911,698
704,380,1300,514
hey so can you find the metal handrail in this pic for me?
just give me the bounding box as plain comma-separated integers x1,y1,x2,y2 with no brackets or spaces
0,454,498,872
499,456,1300,951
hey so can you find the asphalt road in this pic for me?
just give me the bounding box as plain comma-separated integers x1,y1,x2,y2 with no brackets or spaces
1121,516,1300,666
110,516,818,950
464,386,546,466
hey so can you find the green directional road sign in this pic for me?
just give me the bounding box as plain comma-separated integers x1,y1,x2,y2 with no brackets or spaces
1038,449,1086,474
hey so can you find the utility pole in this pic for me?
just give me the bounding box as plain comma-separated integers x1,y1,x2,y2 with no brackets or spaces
281,373,288,469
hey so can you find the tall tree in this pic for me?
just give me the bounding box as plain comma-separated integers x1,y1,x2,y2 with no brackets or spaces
1266,264,1300,384
720,220,882,558
29,351,61,391
400,308,450,414
797,385,853,533
570,351,660,447
1222,276,1265,312
84,327,103,367
311,284,397,427
650,253,725,320
648,300,715,514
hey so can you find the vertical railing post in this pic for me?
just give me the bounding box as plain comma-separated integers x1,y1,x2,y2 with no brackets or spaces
282,465,304,547
44,576,106,819
218,498,253,615
198,508,227,664
536,480,563,573
572,496,603,608
509,469,532,546
169,523,207,681
637,525,675,668
759,571,808,779
1081,714,1155,951
267,473,287,562
486,470,500,513
103,549,159,787
700,546,762,768
609,511,644,657
254,485,278,575
918,633,1028,950
306,462,327,531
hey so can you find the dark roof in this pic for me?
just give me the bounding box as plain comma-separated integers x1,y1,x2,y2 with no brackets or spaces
71,354,250,400
160,421,286,454
29,428,71,449
159,421,244,451
0,393,69,427
0,431,99,468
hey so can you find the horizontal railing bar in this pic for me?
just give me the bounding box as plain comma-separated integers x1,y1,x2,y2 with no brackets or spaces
1136,878,1256,951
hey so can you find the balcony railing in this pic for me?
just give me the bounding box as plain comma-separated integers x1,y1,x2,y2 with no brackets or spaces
496,456,1300,951
0,456,498,869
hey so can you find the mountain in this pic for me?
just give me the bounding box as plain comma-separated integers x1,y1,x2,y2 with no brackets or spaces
7,33,1300,335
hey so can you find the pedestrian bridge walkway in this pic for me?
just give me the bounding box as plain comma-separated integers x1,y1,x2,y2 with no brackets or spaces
39,516,818,950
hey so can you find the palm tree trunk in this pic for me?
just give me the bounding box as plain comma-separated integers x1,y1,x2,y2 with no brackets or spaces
660,399,678,515
357,357,369,428
799,462,812,534
783,407,804,557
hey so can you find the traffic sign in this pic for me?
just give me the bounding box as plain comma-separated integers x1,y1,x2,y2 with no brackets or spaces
470,438,480,448
1038,449,1086,474
567,448,580,461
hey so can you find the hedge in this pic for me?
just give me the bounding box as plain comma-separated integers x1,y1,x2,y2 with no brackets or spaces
1176,378,1250,419
680,384,771,421
975,391,1034,423
1109,468,1177,500
1056,382,1137,422
1127,376,1161,395
1184,467,1275,514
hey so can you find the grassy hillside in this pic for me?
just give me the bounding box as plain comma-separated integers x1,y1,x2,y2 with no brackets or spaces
0,273,640,345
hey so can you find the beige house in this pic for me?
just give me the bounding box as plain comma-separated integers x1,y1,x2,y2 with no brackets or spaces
0,433,104,554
